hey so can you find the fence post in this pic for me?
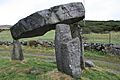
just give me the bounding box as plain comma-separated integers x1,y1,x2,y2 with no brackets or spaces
109,31,111,44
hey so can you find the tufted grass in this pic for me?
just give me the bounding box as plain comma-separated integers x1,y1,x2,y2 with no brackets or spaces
0,45,120,80
0,58,56,80
81,67,120,80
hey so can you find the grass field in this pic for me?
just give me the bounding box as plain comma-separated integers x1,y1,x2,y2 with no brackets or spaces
0,30,55,41
83,32,120,44
0,30,120,44
0,45,119,80
0,30,120,80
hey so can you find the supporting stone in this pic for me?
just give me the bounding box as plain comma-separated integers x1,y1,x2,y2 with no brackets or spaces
70,24,85,69
55,24,81,79
78,25,85,70
55,24,72,71
61,37,81,79
11,40,24,60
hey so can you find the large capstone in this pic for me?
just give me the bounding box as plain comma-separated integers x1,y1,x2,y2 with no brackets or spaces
10,2,85,40
55,24,81,79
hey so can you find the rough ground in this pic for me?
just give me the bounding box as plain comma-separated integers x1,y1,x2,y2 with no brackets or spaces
1,47,120,73
0,45,120,80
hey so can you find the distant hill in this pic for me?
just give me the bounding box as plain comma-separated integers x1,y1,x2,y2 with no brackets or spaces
79,20,120,33
0,25,12,29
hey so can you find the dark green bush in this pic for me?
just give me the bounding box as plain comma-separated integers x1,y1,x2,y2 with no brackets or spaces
79,20,120,33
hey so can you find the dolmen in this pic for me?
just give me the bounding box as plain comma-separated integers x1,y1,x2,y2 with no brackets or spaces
10,2,85,79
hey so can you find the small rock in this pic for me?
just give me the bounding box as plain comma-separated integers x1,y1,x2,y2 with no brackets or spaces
28,67,44,75
85,60,95,67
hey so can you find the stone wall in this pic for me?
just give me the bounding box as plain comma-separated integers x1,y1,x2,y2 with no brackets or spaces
1,40,120,56
84,43,120,56
0,40,54,47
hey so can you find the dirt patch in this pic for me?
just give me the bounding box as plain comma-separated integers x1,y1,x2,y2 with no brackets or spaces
46,70,73,80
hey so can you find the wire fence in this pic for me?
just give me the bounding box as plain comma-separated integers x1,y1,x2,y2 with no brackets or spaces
83,31,120,45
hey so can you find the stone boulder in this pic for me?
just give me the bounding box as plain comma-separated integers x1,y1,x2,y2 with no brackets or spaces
11,40,24,60
55,24,72,71
55,24,81,79
85,60,95,67
10,2,85,40
61,37,81,78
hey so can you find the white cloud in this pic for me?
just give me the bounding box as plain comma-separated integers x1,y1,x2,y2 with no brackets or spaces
0,0,120,25
85,0,120,20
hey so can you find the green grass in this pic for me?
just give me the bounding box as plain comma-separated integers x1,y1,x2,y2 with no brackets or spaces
0,30,120,80
0,58,56,80
0,45,56,80
81,67,120,80
20,30,55,41
0,30,120,44
82,50,120,80
83,32,120,44
23,46,55,55
0,30,55,41
0,30,12,41
84,50,120,64
84,50,120,75
0,45,120,80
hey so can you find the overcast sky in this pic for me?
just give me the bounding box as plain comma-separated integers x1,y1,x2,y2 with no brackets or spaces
0,0,120,25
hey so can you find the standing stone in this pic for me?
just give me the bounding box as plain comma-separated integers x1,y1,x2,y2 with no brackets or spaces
55,24,81,79
11,40,24,60
70,24,80,38
70,24,85,69
61,37,81,79
55,24,72,71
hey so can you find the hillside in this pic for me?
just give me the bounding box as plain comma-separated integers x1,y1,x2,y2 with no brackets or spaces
0,25,11,32
79,20,120,33
0,25,11,29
